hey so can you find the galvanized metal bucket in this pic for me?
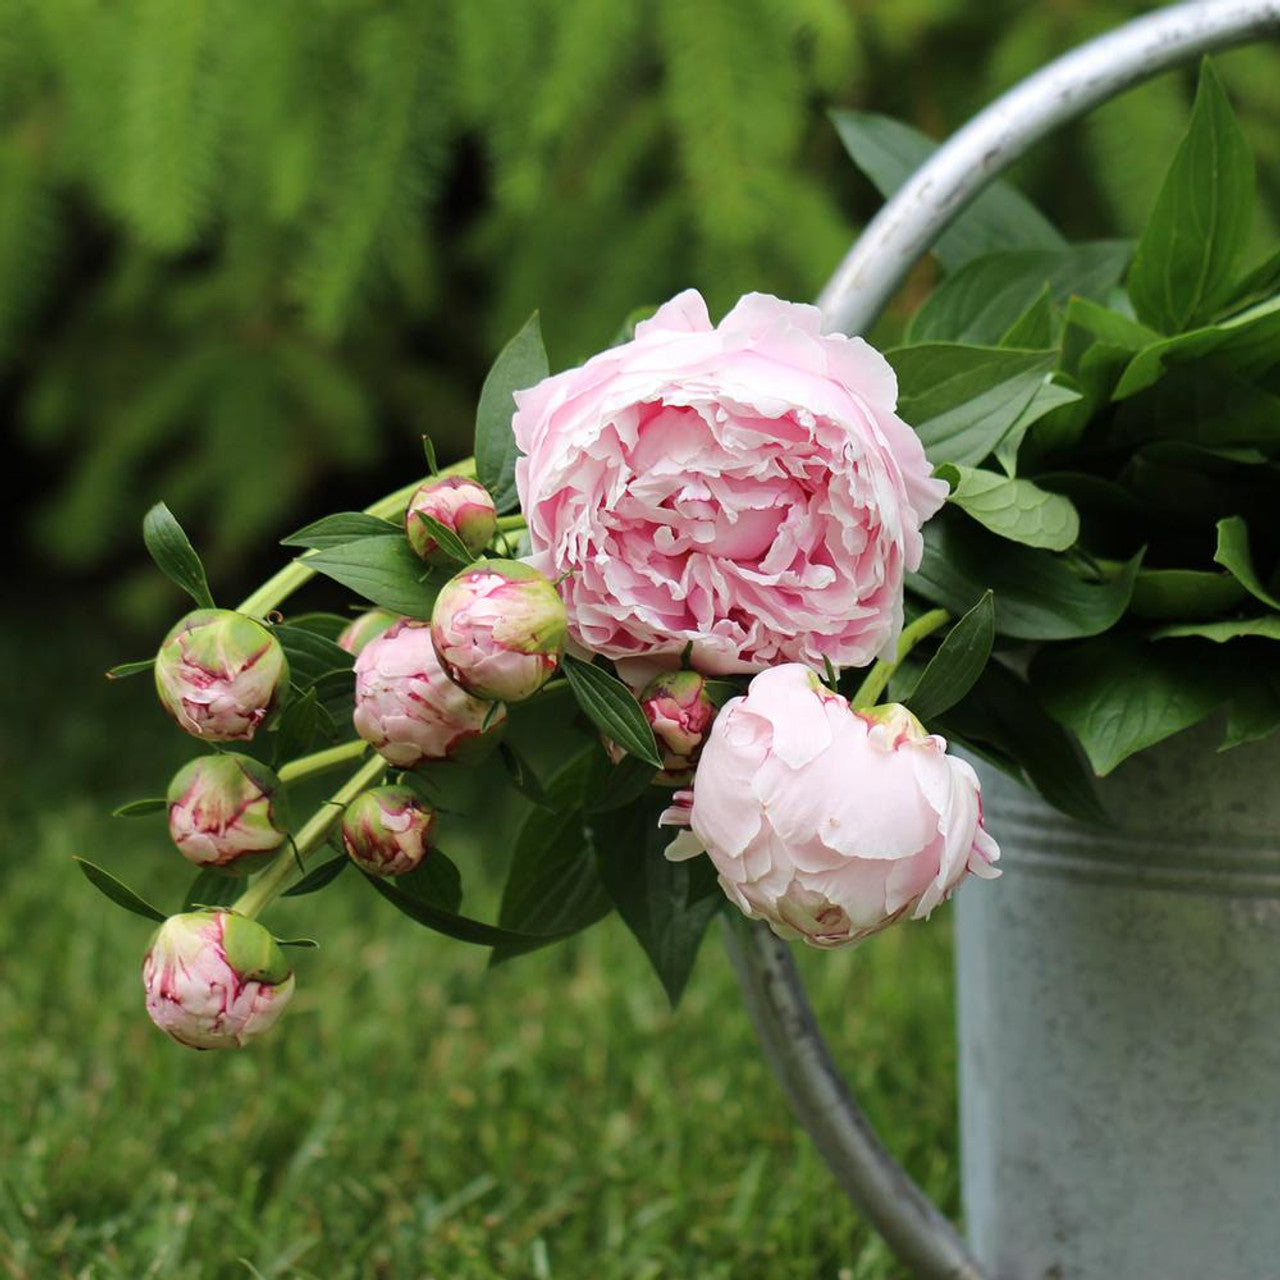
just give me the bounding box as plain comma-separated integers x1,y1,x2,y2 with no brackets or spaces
727,4,1280,1277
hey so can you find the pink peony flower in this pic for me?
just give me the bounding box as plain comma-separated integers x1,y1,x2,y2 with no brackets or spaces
513,290,946,676
353,618,505,766
154,609,289,741
405,475,497,564
167,753,286,873
143,911,294,1050
430,559,566,703
667,665,999,948
341,785,436,876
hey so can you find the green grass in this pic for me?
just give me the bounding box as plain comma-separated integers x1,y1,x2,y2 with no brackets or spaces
0,617,959,1279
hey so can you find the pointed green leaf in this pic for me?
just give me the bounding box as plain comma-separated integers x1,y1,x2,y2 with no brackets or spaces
1215,516,1280,611
562,655,661,768
283,852,349,898
408,511,476,565
904,591,994,723
183,867,240,911
112,798,168,818
142,502,215,609
497,741,555,811
306,537,448,617
281,512,402,551
106,658,156,680
74,859,167,923
937,464,1079,551
475,312,548,514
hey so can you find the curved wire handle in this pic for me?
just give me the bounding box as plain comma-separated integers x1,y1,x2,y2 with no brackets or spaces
727,4,1280,1277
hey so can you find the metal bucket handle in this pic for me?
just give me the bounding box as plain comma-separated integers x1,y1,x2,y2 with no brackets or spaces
725,4,1280,1277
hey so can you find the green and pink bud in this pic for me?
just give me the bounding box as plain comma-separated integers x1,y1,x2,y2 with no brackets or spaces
638,669,718,783
154,609,288,742
353,619,506,766
341,785,436,876
405,476,497,564
166,753,286,873
430,560,566,703
337,608,400,656
142,911,294,1050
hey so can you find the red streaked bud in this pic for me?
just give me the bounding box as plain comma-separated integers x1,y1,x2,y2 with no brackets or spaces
341,785,436,876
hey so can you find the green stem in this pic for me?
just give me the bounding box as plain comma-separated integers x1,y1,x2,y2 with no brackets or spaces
237,457,477,618
495,513,527,532
851,608,951,710
233,753,387,918
277,740,368,785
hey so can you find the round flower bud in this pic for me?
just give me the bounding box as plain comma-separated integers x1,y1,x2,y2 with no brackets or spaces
341,785,436,876
155,609,288,742
667,665,1000,949
337,608,400,656
167,753,286,874
430,560,566,703
639,669,718,783
405,475,497,564
143,910,294,1050
353,618,506,767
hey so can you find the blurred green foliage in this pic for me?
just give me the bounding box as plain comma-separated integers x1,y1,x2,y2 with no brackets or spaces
3,0,1277,607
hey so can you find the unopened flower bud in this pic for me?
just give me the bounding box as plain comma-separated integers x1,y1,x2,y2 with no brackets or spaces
155,609,288,742
341,785,436,876
353,618,506,766
166,753,286,873
638,669,718,783
143,911,294,1050
430,560,566,702
338,608,400,656
405,476,497,564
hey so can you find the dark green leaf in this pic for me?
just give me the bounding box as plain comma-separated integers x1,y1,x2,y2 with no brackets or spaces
937,464,1079,551
1128,60,1255,333
273,687,336,765
1215,515,1280,610
421,435,439,476
611,304,658,346
1221,246,1280,315
73,858,166,924
408,511,475,565
889,345,1055,466
1223,667,1280,749
587,754,658,813
183,867,240,911
111,797,167,818
273,625,352,689
142,502,214,609
1033,637,1225,775
908,511,1141,641
275,937,319,948
1153,616,1280,642
395,851,463,914
281,511,402,550
106,658,155,680
590,794,722,1007
306,537,448,617
562,655,662,768
498,741,554,811
310,669,356,723
475,312,547,513
283,852,349,897
1129,568,1246,621
831,110,1064,271
1063,296,1158,351
993,378,1083,476
284,612,351,641
999,286,1052,350
904,591,994,723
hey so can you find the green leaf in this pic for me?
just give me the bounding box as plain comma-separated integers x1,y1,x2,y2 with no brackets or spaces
310,669,357,723
306,537,448,617
497,741,554,811
587,754,658,813
395,851,464,914
1128,60,1255,333
280,511,402,551
1034,637,1225,775
73,858,167,924
111,797,167,818
1153,616,1280,643
183,867,240,911
903,591,994,723
940,661,1105,824
1221,245,1280,315
142,502,215,609
408,511,475,565
562,655,662,768
475,312,547,514
1113,366,1280,451
1129,568,1246,621
421,434,439,476
272,625,352,689
590,794,722,1008
273,687,337,765
492,752,613,964
993,378,1083,476
106,658,156,680
283,612,351,641
937,464,1079,551
274,936,319,949
831,111,1064,271
908,512,1141,641
1223,667,1280,749
283,852,349,898
1215,515,1280,611
1063,296,1160,351
889,345,1055,467
999,286,1052,350
908,243,1131,346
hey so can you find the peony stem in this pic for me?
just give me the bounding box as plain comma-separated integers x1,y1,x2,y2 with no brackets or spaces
495,513,527,532
277,739,369,785
233,752,387,919
851,608,950,710
236,457,478,619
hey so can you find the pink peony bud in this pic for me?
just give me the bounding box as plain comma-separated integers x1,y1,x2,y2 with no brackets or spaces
668,664,1000,949
167,753,286,874
155,609,288,742
430,559,566,702
337,608,400,656
341,785,436,876
353,618,506,767
405,476,497,564
640,669,718,783
143,910,294,1050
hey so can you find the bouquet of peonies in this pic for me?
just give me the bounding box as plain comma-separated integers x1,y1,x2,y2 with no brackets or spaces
89,59,1279,1050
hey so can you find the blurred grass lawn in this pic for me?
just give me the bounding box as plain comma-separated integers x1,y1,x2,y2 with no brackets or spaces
0,613,958,1279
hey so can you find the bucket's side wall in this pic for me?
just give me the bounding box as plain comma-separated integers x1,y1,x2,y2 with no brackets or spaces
958,723,1280,1280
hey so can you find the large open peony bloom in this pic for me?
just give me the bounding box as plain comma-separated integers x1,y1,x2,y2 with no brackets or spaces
513,290,946,675
666,665,999,948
